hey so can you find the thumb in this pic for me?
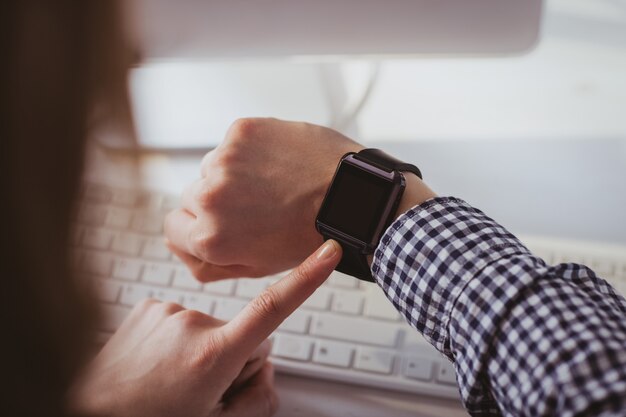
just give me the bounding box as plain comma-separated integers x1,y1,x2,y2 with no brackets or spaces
218,362,278,417
221,240,342,357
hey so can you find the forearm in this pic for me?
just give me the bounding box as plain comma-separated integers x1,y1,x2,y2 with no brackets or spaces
372,197,626,416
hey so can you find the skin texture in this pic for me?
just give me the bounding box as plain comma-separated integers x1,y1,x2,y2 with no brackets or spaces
165,118,436,281
70,240,342,417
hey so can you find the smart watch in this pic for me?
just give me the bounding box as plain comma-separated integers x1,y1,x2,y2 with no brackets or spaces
315,149,422,282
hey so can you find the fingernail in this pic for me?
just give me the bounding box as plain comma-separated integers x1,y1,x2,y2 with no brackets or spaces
316,240,338,260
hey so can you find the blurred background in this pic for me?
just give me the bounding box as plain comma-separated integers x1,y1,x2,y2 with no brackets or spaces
97,0,626,244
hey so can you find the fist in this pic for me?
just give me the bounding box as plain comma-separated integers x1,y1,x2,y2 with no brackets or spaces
165,118,362,281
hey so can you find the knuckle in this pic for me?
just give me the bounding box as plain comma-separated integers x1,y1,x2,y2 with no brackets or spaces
227,117,260,139
251,288,283,321
195,176,230,211
157,301,182,317
191,230,222,261
171,309,206,328
189,332,227,371
194,180,217,209
134,298,159,313
291,260,314,286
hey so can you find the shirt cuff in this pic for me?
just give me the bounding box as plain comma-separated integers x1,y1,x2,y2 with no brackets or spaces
371,196,534,358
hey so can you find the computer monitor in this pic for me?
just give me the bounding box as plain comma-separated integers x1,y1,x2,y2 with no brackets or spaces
109,0,543,151
128,0,543,59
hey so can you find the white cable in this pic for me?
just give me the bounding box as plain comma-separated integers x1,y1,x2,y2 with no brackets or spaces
330,62,380,132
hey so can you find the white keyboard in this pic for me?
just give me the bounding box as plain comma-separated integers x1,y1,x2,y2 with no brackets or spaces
72,183,626,400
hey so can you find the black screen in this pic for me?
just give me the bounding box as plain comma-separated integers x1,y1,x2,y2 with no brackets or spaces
319,162,393,242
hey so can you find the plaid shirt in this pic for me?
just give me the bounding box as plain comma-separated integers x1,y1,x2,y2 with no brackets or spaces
372,197,626,416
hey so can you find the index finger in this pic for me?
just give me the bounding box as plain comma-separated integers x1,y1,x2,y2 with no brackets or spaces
221,240,342,355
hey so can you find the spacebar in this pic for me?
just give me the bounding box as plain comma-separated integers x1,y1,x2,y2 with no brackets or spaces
310,314,399,347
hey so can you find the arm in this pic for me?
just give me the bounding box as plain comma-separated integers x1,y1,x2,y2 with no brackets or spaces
378,187,626,415
165,118,626,415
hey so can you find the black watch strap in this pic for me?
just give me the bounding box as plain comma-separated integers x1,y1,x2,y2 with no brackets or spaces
332,148,422,282
334,243,375,282
356,148,422,179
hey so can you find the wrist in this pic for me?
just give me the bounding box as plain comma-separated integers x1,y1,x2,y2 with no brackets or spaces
394,174,437,221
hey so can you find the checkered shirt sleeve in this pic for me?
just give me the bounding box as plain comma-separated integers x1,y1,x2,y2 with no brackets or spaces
371,197,626,416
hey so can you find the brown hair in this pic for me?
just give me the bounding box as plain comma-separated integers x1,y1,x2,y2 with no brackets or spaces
3,2,132,415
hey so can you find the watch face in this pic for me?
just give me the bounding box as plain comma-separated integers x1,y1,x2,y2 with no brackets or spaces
317,159,399,245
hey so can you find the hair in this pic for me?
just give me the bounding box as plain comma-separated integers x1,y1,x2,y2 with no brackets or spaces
3,2,132,415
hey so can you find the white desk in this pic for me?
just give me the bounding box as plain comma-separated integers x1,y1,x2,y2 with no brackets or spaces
275,374,465,417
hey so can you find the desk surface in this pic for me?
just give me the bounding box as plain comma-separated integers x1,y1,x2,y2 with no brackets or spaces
275,374,465,417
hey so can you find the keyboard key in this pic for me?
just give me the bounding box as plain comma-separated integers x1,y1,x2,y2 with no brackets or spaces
84,184,113,204
326,272,358,289
120,284,154,306
132,213,163,234
612,280,626,297
82,228,114,250
136,192,164,210
105,207,133,229
78,204,108,226
213,298,247,321
142,237,171,260
590,257,616,277
554,252,586,264
152,288,183,303
81,252,113,277
235,279,269,299
111,232,143,256
100,304,131,332
354,348,394,374
404,356,434,381
436,361,457,386
111,188,138,207
162,195,180,211
142,263,174,286
204,280,236,295
273,334,313,361
364,290,401,321
310,314,400,347
302,287,332,310
181,293,215,314
313,340,354,368
331,291,364,315
278,310,310,334
112,258,143,281
172,267,202,291
402,329,432,349
95,280,122,303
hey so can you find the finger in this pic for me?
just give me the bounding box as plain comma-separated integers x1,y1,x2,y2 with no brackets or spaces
219,362,278,417
179,179,199,213
229,339,272,391
222,240,341,355
200,149,216,178
163,208,197,257
167,241,271,282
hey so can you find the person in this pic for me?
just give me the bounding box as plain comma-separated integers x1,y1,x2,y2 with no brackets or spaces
164,118,626,416
5,2,343,417
5,3,625,417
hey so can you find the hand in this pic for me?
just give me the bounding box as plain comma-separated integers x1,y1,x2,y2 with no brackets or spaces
69,240,342,417
165,118,362,281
